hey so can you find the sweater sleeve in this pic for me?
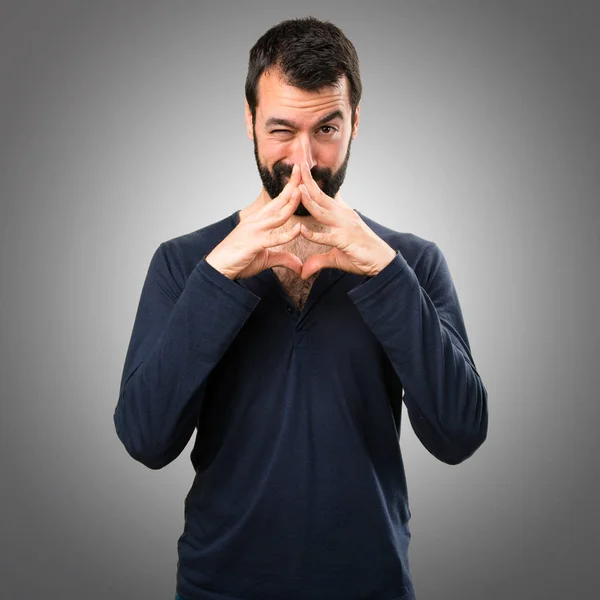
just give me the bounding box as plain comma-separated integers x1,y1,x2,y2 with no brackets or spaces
347,243,488,465
113,243,261,470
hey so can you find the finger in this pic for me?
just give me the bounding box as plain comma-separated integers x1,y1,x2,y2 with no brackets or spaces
300,161,331,208
266,250,304,277
280,221,302,243
274,163,302,205
253,164,301,223
263,186,302,229
285,186,303,216
299,224,335,246
301,251,336,280
299,184,334,224
264,221,302,247
289,161,302,187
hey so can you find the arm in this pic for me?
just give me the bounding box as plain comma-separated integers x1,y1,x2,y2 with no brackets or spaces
113,243,260,470
348,242,488,465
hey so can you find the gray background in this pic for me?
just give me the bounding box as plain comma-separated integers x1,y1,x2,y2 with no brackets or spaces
1,1,598,598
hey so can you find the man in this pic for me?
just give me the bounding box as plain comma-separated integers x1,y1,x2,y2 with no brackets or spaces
113,16,488,600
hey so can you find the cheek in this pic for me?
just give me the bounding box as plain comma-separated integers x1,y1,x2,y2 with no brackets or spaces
325,141,348,168
260,139,289,165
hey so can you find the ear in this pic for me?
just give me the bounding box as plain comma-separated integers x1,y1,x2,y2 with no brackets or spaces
244,100,254,141
351,104,360,140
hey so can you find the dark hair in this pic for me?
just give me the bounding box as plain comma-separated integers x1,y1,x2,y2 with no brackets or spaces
245,17,362,126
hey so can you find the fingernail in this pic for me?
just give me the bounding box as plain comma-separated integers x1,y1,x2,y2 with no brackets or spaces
292,163,297,174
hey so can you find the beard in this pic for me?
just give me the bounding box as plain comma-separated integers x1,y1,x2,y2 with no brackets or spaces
253,126,352,217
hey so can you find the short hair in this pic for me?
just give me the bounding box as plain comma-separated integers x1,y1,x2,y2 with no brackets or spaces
245,16,362,126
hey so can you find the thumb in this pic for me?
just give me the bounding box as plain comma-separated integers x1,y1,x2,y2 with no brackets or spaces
266,251,304,278
301,251,336,280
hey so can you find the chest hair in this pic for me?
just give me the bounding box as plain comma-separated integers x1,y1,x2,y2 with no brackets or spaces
271,235,333,312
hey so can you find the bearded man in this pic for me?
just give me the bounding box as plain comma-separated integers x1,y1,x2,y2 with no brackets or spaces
114,16,488,600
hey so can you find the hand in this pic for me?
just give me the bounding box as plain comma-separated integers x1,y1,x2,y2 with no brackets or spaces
296,161,397,280
205,164,304,279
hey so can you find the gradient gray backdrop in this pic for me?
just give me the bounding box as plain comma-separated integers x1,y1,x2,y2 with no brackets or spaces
1,1,598,598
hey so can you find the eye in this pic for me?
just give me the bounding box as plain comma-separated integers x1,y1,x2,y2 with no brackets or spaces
271,129,292,135
319,125,338,135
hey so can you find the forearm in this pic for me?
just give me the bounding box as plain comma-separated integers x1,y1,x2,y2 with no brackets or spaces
114,256,260,469
348,247,488,464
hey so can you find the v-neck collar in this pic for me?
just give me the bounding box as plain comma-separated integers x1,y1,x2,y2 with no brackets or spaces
228,209,347,323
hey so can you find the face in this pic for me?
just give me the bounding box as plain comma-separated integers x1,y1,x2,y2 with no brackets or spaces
246,69,360,217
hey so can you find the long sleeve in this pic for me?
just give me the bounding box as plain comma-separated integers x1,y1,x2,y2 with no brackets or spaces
347,242,488,465
113,243,260,470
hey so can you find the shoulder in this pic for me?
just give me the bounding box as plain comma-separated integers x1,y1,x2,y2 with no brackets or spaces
150,210,238,288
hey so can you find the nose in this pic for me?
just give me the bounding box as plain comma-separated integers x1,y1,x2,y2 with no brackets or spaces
291,135,316,171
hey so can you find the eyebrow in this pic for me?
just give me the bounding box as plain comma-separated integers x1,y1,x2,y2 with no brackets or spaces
265,109,344,130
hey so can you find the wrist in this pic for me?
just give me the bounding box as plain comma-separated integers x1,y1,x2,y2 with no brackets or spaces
204,253,234,280
370,246,397,277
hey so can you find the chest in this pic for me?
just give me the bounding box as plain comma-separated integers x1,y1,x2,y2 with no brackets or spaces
270,237,331,312
271,268,316,312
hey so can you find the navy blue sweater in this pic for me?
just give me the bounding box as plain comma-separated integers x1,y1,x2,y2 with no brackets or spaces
113,208,488,600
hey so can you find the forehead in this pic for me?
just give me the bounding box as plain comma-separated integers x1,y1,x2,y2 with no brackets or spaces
256,69,351,124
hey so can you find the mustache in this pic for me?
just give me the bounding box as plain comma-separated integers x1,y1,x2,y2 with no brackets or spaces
272,162,332,181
